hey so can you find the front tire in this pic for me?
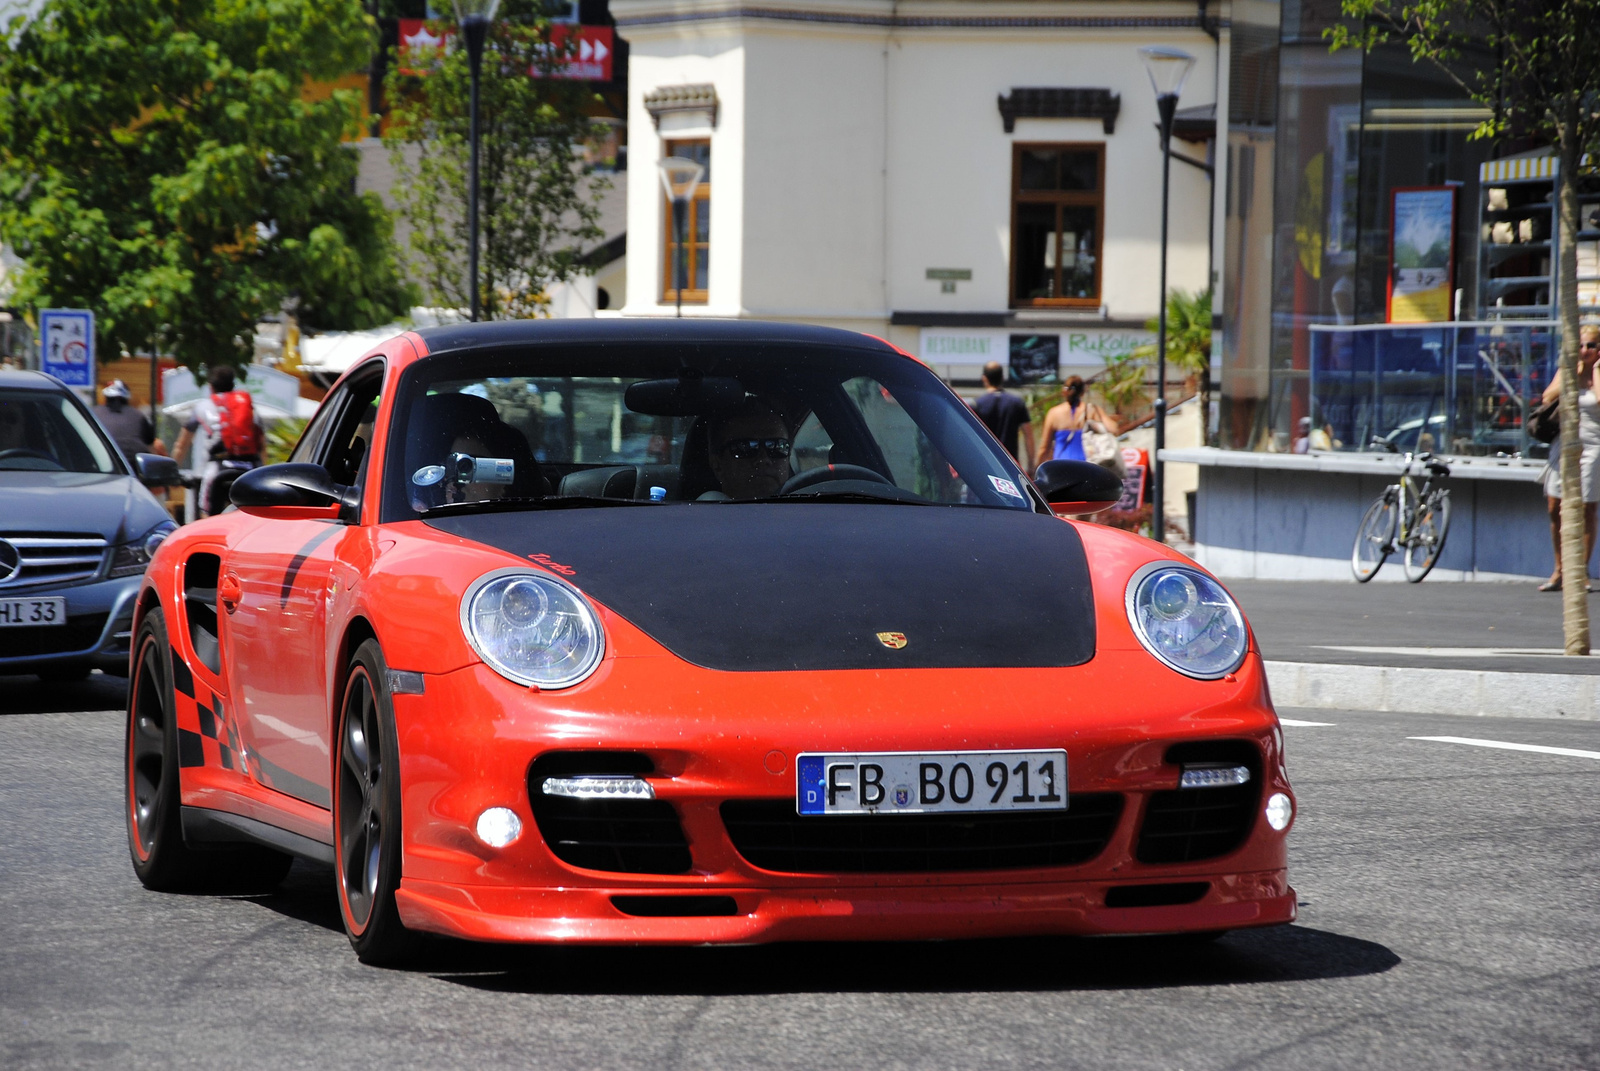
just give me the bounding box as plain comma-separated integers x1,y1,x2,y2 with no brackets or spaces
1403,491,1452,583
126,608,204,889
1351,490,1398,582
334,639,417,965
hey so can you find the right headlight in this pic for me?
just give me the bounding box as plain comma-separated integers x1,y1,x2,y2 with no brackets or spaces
461,569,605,689
1124,563,1248,679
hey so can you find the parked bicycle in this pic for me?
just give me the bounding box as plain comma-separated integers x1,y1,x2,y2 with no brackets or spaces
1351,445,1452,582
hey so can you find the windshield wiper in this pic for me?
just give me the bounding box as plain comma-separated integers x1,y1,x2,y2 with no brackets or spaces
421,495,653,516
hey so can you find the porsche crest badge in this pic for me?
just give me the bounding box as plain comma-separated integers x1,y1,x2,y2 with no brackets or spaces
875,631,908,649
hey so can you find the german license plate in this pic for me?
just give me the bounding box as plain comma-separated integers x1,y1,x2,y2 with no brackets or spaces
797,749,1067,816
0,596,66,628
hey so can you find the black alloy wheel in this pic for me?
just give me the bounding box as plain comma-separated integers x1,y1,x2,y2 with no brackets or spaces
126,606,292,892
126,607,202,888
334,639,417,965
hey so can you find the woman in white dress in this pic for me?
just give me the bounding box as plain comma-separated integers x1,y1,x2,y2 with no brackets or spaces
1540,323,1600,591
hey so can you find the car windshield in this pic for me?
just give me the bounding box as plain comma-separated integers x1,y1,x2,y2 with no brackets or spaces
0,388,119,474
382,342,1035,519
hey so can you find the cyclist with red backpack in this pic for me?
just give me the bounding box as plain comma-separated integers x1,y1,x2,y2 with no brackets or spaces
171,366,264,517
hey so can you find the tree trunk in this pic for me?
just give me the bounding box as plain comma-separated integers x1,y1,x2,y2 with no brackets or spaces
1556,121,1589,655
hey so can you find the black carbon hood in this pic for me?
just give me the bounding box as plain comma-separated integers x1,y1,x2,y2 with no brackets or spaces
425,503,1096,672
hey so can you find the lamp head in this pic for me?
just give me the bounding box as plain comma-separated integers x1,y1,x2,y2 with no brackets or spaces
658,156,705,201
453,0,502,21
1138,45,1196,100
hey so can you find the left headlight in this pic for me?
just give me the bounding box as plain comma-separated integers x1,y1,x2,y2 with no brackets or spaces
461,569,605,689
1124,563,1248,679
109,521,178,578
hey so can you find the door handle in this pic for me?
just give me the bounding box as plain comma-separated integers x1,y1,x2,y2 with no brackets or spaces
218,573,243,611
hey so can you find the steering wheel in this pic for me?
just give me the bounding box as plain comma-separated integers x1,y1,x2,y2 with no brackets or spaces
0,448,62,468
779,463,894,495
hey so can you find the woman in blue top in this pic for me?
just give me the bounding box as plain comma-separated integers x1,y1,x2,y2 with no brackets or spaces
1036,376,1115,471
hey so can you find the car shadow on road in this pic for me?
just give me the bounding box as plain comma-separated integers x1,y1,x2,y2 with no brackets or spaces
248,869,1400,995
424,925,1398,994
0,672,127,716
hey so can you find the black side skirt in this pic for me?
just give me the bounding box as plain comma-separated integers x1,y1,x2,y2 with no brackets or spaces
180,806,336,867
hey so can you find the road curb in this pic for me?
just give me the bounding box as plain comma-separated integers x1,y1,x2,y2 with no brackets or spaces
1264,660,1600,721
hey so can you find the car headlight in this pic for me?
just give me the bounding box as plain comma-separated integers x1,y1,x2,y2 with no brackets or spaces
1124,563,1248,679
460,569,604,689
109,521,178,578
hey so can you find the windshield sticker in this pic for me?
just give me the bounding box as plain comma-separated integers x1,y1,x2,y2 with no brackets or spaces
988,475,1023,499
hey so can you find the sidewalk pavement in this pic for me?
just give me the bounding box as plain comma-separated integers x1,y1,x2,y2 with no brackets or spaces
1223,579,1600,721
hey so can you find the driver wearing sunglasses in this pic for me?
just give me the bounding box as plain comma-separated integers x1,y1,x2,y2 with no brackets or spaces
706,397,792,500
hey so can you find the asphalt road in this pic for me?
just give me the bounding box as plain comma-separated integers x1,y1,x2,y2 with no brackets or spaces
1226,578,1600,674
2,679,1598,1070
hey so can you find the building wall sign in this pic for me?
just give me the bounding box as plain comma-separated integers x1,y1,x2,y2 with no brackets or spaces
919,326,1154,378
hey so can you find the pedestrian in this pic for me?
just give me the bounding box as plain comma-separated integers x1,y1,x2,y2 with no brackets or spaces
1538,323,1600,592
91,379,162,462
1036,375,1118,471
171,367,264,518
970,361,1035,469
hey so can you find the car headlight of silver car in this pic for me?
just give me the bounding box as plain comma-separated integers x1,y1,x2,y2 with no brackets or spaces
1124,563,1248,679
461,568,605,689
109,521,178,578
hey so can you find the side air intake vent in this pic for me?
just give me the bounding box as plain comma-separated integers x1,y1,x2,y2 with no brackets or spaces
527,752,691,874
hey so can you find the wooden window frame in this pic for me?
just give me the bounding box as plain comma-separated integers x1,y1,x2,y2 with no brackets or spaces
1009,142,1106,309
661,138,710,305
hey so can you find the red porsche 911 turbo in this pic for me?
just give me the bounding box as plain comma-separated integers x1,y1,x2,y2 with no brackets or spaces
126,319,1295,964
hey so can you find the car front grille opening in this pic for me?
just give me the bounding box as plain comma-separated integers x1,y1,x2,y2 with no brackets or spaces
527,752,691,875
1104,881,1210,908
0,532,108,589
2,612,107,658
610,895,738,918
720,793,1124,874
1136,741,1262,865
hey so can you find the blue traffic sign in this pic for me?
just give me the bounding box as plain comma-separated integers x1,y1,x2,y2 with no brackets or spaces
39,309,95,392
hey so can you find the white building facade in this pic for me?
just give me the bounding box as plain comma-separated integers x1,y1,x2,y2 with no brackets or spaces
612,0,1225,386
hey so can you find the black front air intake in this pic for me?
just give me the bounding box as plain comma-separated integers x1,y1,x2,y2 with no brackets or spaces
1135,741,1262,864
720,794,1123,874
527,752,691,875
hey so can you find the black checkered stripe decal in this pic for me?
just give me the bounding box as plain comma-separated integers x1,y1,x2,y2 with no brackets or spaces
171,650,243,772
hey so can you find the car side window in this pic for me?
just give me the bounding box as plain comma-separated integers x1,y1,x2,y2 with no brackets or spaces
319,375,384,490
288,395,341,465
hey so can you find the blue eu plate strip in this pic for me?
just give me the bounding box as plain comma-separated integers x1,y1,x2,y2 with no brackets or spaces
796,755,826,815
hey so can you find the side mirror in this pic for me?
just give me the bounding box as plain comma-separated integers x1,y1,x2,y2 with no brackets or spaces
230,463,346,521
1033,459,1123,517
133,453,182,488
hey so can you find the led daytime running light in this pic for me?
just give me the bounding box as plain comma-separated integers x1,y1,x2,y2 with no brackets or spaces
541,775,655,800
1179,764,1251,789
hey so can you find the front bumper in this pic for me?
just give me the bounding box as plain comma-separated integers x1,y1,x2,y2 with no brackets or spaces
0,574,140,676
390,655,1297,945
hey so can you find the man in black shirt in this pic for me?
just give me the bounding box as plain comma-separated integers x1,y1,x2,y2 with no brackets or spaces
92,380,159,462
970,361,1035,470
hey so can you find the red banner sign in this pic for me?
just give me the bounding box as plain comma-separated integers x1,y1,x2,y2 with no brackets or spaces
396,20,612,82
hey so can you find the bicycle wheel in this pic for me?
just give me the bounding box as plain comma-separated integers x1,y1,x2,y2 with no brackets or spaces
1403,489,1452,582
1351,489,1399,582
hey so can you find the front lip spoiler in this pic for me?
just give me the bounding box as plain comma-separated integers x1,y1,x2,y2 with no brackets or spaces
394,871,1297,945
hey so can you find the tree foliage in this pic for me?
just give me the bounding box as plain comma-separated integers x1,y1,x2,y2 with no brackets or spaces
382,0,605,319
0,0,415,372
1132,287,1213,379
1332,0,1600,653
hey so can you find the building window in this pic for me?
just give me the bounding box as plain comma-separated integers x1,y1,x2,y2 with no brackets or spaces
1010,143,1104,307
662,139,710,304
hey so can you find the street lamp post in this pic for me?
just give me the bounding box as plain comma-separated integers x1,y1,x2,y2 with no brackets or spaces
1138,44,1195,545
657,157,705,318
455,0,501,322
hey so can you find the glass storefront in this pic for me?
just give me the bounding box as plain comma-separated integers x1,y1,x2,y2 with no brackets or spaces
1218,0,1501,452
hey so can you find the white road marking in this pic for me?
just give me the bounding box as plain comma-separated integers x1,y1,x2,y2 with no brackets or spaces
1279,718,1335,727
1314,646,1570,658
1408,736,1600,760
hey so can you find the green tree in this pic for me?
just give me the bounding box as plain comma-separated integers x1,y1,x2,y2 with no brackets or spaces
0,0,414,373
1130,286,1212,433
1331,0,1600,654
382,0,604,319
